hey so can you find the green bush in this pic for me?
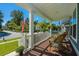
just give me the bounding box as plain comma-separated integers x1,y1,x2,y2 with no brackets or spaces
16,46,24,53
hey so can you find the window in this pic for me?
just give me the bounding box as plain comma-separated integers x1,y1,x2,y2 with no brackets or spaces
77,3,79,42
70,7,77,41
69,18,73,36
70,18,73,36
70,3,79,43
72,8,76,39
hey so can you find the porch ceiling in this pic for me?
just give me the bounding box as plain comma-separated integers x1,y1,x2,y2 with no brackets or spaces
17,3,76,21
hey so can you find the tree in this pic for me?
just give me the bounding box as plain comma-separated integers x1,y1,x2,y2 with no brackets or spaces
6,10,25,32
6,20,17,31
34,20,38,32
26,18,29,25
11,10,24,26
0,10,3,30
23,18,29,32
36,21,47,32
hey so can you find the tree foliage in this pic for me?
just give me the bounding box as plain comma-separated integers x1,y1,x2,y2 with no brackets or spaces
11,10,24,26
6,10,26,32
0,10,3,30
6,10,29,32
36,21,60,32
6,10,61,32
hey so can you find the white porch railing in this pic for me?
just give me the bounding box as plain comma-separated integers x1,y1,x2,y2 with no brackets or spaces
33,32,50,45
19,32,50,51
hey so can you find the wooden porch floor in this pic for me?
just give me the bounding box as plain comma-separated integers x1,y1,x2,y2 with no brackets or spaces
23,38,77,56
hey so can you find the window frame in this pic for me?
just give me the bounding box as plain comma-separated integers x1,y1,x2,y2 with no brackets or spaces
71,4,77,43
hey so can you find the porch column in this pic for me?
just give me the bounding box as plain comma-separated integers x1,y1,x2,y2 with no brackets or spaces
28,10,34,49
50,21,52,37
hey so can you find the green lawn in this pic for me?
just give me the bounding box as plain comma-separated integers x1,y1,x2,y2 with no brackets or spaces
0,37,20,43
0,41,18,56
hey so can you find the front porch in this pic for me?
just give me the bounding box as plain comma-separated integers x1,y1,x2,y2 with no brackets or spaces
17,3,78,56
23,32,76,56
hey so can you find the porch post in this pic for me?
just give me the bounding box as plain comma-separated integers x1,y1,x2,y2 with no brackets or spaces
28,10,34,49
50,21,52,37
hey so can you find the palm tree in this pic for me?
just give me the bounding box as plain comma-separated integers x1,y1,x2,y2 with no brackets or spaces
0,10,3,30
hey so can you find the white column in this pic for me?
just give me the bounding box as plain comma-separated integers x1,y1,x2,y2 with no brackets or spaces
28,10,34,49
50,21,52,37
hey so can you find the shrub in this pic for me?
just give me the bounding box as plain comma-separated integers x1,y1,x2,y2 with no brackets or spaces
16,46,24,56
16,46,24,52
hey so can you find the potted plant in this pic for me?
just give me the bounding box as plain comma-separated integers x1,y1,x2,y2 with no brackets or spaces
16,46,24,56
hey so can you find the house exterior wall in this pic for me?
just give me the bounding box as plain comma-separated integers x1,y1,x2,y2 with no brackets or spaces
69,3,79,55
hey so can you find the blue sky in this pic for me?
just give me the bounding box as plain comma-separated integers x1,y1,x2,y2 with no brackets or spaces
70,18,76,25
0,3,29,25
0,3,62,26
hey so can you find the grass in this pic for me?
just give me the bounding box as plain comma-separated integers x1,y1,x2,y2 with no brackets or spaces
0,37,20,43
0,41,18,56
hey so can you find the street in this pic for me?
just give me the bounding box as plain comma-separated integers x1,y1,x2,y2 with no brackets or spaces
0,30,22,40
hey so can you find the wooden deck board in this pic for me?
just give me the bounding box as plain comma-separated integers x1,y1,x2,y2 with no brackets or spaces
24,38,77,56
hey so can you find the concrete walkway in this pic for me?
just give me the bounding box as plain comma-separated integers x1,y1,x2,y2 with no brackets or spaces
5,51,17,56
0,40,18,45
